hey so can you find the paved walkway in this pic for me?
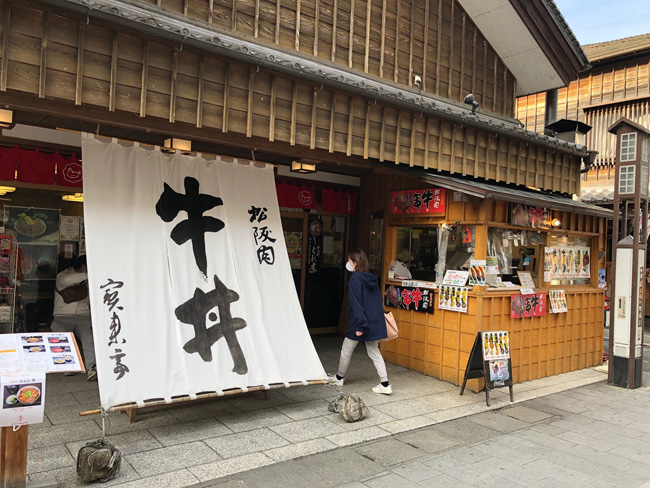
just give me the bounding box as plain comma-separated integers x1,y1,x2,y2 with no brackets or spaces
27,335,605,487
202,380,650,488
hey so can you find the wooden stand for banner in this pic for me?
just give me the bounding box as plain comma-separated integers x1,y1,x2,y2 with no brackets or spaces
0,425,28,488
80,379,329,423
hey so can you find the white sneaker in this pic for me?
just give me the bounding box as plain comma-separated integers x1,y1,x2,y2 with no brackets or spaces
372,383,392,395
328,375,344,387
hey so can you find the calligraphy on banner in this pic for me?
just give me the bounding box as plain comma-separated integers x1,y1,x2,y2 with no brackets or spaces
511,203,550,229
307,219,322,274
391,188,446,214
384,284,433,313
549,289,568,313
510,293,546,319
438,285,469,313
249,206,277,266
544,246,591,279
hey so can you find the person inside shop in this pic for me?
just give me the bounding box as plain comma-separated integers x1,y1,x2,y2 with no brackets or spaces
51,254,97,381
330,249,392,395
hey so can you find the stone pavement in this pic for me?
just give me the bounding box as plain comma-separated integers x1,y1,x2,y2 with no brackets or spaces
26,335,605,487
202,380,650,488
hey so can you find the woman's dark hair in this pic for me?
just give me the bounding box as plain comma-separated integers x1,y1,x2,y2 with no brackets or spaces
348,249,369,272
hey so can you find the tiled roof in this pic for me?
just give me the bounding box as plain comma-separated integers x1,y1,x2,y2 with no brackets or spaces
580,187,614,203
583,34,650,63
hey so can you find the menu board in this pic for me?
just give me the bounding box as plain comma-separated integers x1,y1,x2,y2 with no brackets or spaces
511,203,550,229
0,371,45,427
0,333,85,374
468,260,486,286
438,285,469,313
517,271,535,288
549,289,568,313
60,215,81,241
442,270,469,286
544,246,591,279
482,331,510,360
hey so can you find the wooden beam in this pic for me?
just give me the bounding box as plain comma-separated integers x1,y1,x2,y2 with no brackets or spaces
471,26,477,94
75,22,84,106
313,0,320,56
329,92,336,153
0,426,29,488
349,0,355,68
331,0,338,61
379,0,387,77
492,54,497,112
379,105,386,161
447,0,454,99
408,0,415,85
310,87,318,149
435,0,443,94
409,113,417,166
169,47,178,122
275,0,281,44
363,101,371,158
246,69,255,137
422,0,430,91
39,11,49,99
482,42,487,109
449,124,456,174
506,139,512,184
436,119,443,171
347,96,354,156
208,0,214,23
459,13,466,99
222,64,230,133
140,41,149,118
295,0,301,51
196,57,205,128
1,4,10,92
290,82,298,145
254,0,260,37
183,0,189,16
109,33,118,112
472,128,478,176
364,0,372,73
269,76,276,141
394,0,401,83
503,62,507,113
424,117,431,169
231,0,238,31
495,136,501,182
395,110,402,165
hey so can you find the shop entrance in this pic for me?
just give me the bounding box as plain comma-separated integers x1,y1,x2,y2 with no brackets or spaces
281,212,348,334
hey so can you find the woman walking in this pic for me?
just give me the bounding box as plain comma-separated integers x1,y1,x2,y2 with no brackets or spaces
330,249,392,395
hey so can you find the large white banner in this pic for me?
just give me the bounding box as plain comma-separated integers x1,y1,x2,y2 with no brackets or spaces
82,134,327,409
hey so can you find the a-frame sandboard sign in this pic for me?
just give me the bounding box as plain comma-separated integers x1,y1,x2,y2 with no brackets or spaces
460,331,514,406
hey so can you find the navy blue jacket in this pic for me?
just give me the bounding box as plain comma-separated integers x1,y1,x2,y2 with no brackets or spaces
347,271,388,342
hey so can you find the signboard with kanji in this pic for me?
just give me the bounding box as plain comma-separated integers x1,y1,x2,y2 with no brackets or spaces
384,284,434,314
510,293,546,319
391,188,446,214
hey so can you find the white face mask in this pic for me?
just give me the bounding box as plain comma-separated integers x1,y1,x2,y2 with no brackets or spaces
345,262,355,272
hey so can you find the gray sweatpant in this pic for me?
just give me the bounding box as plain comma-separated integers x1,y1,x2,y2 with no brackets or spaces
50,315,95,369
337,337,388,383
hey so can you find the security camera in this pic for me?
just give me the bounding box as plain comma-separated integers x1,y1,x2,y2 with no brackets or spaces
464,94,479,115
413,75,422,87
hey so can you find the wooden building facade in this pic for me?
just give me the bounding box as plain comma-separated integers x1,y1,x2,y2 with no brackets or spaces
0,0,611,387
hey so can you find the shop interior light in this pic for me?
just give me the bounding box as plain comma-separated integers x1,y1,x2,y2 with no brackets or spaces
0,109,14,129
0,186,15,196
290,159,318,174
62,193,84,202
163,137,192,153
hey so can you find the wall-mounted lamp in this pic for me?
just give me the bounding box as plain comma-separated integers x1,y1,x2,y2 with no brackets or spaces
163,137,192,153
0,186,16,196
0,109,14,130
551,218,562,228
464,94,479,115
290,159,318,174
62,193,84,202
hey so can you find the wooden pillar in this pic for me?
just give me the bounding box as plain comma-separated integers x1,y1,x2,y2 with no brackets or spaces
0,425,29,488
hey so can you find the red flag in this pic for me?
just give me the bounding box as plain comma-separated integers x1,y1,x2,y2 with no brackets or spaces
55,152,83,187
16,148,55,185
321,187,338,212
0,145,17,181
